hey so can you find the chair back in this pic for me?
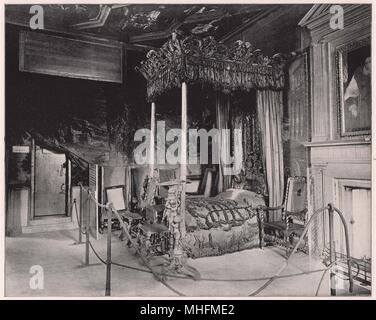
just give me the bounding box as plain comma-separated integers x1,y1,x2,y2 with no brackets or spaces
284,177,307,212
158,167,179,198
105,186,126,211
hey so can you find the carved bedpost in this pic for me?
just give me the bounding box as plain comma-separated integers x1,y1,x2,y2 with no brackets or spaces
159,80,201,279
161,181,199,279
163,185,182,255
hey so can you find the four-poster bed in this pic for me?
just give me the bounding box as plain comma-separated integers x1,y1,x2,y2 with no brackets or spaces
136,33,287,263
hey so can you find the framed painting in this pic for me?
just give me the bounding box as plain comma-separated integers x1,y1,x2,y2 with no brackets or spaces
336,38,371,137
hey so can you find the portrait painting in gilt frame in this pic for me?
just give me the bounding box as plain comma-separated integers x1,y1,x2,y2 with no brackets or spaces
337,38,371,137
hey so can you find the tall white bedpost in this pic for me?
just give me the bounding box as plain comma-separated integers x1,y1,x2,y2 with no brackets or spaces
161,33,200,279
149,101,156,176
180,82,187,238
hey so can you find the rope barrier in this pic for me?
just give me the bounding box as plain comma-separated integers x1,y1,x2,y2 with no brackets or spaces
248,206,330,296
78,184,185,296
72,198,86,235
248,205,355,296
109,204,186,296
75,186,355,297
86,234,332,285
90,243,337,297
86,235,342,296
112,260,328,282
89,240,107,265
85,234,350,297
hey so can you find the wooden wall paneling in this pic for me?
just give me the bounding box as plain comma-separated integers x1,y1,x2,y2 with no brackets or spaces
311,143,371,164
7,187,29,235
308,165,327,256
301,4,371,263
326,41,335,140
303,5,371,44
286,51,310,176
311,43,329,141
19,31,123,83
307,166,314,256
302,4,371,142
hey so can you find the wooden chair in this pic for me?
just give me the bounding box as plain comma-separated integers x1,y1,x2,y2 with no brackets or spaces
259,176,308,255
104,185,143,243
137,172,170,258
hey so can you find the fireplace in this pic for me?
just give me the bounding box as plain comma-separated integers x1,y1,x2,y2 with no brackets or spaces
333,179,371,260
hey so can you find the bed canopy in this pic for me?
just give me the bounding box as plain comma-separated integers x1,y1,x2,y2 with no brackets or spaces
137,33,286,239
137,33,285,102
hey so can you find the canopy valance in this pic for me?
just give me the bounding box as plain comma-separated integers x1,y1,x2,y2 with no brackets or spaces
137,35,285,101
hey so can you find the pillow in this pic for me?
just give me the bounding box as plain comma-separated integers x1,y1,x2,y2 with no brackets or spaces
215,188,265,207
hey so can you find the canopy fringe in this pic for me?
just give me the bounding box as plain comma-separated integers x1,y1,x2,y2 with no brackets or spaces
137,35,286,101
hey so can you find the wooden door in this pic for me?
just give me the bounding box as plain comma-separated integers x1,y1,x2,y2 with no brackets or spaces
34,146,67,217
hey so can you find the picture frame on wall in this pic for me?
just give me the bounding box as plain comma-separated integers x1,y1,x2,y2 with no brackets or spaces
336,37,371,137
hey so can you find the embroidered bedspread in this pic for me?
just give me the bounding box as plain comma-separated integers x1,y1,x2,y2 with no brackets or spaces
185,190,265,231
182,190,265,258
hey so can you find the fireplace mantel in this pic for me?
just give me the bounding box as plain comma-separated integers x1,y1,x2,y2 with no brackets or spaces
303,140,371,148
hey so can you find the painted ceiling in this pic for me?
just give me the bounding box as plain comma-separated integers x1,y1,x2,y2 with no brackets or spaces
6,4,282,47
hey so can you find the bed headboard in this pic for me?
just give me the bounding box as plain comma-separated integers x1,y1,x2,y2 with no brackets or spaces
231,169,265,195
130,165,181,202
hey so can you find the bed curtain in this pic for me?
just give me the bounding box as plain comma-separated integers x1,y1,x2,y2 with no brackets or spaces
257,90,284,221
215,93,232,192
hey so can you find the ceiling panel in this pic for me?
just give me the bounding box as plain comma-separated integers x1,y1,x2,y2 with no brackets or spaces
6,4,283,45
